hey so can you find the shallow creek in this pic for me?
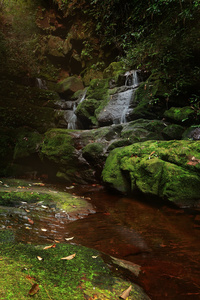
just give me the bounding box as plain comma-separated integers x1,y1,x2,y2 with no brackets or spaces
0,182,200,300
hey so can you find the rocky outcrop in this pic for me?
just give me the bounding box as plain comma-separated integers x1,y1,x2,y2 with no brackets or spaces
102,140,200,207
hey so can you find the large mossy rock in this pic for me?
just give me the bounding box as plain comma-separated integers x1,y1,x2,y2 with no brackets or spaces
57,76,84,97
0,239,149,300
39,129,95,183
128,73,170,121
102,140,200,207
76,78,110,128
164,106,196,124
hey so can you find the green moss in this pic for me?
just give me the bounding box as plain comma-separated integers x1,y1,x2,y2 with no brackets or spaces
87,78,109,100
102,140,200,206
57,76,84,95
13,129,43,160
162,124,185,140
0,230,15,243
0,242,149,300
76,98,99,126
0,179,92,213
102,148,131,193
82,142,104,162
103,61,127,79
164,106,195,123
76,78,110,126
40,129,75,164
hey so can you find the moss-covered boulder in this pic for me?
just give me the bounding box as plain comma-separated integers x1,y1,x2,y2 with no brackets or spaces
128,73,169,121
76,78,110,128
57,76,84,97
0,178,93,215
82,142,104,163
13,129,43,160
39,129,94,183
162,124,185,140
102,140,200,207
0,240,149,300
164,106,195,124
82,68,103,86
76,98,99,127
103,61,127,79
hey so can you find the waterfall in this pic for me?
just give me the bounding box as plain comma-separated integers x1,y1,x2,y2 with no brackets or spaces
120,70,139,124
124,70,139,88
120,89,137,124
79,88,87,104
36,78,47,90
67,89,87,129
67,103,77,129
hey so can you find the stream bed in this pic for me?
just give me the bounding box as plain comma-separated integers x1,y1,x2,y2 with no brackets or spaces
0,181,200,300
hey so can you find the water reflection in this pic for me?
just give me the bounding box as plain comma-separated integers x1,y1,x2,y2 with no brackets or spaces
0,183,200,300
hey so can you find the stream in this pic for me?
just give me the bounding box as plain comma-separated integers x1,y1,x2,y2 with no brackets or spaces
0,182,200,300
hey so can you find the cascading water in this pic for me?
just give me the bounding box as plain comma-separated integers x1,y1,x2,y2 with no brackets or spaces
67,89,87,129
67,103,77,129
36,78,47,90
124,70,139,88
120,70,139,124
97,70,140,126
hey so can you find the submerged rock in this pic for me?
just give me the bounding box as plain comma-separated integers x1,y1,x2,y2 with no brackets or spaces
102,140,200,207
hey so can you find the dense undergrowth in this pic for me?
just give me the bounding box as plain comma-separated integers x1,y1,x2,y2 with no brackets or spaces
53,0,200,106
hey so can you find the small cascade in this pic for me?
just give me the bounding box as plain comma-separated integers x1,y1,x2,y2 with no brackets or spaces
125,70,139,88
120,70,139,124
79,88,87,104
120,89,137,124
67,89,87,129
67,103,77,129
36,78,47,90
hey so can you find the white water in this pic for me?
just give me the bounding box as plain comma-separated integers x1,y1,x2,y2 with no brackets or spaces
67,103,77,129
36,78,47,89
124,70,139,88
120,89,137,123
120,70,139,124
67,89,87,129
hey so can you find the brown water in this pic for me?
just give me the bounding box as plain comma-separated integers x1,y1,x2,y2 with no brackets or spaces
0,183,200,300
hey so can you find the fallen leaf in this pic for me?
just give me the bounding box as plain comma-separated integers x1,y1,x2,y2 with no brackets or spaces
28,218,34,225
120,285,132,299
26,275,36,281
187,161,199,166
61,253,76,260
43,244,56,250
32,182,45,186
65,186,75,189
92,256,98,259
41,205,48,209
25,226,31,230
41,228,47,232
28,283,40,296
37,256,43,261
65,237,74,241
149,151,155,159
